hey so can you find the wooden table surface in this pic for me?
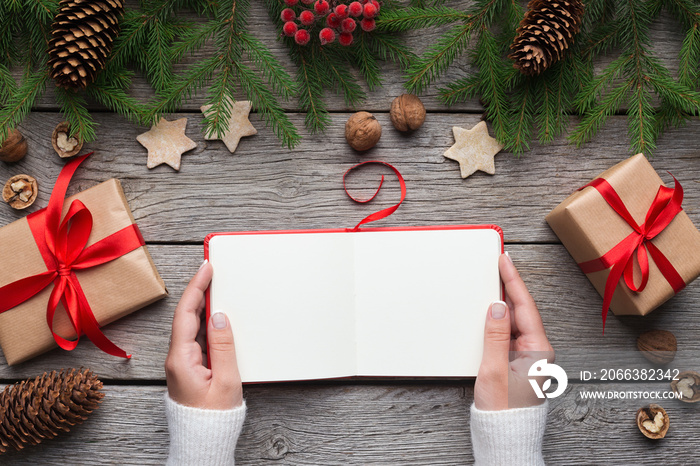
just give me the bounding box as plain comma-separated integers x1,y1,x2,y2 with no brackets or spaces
2,3,700,465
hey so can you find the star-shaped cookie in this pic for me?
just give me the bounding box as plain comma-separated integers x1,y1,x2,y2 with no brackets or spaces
443,121,504,179
137,118,197,170
201,99,257,153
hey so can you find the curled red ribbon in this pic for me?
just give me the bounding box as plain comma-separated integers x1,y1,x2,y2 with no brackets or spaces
576,176,686,330
0,153,146,358
343,161,406,231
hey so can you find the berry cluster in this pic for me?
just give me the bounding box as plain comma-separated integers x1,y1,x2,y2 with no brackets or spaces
281,0,380,47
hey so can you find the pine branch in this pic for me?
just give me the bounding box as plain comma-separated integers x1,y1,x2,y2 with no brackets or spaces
293,47,329,134
142,18,177,92
0,69,48,143
55,86,97,142
509,76,534,153
366,32,415,69
148,55,219,119
231,60,301,148
438,75,480,106
87,73,144,125
0,63,17,105
354,33,382,90
404,23,473,94
376,6,468,33
239,32,296,100
409,0,448,7
664,0,700,88
318,47,365,108
262,0,411,135
472,28,512,149
403,0,506,95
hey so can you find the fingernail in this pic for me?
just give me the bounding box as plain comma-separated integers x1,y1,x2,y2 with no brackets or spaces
505,251,513,263
199,259,208,270
211,311,228,329
491,301,507,319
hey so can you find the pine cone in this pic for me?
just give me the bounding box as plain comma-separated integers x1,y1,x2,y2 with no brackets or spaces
509,0,584,76
0,369,104,454
48,0,124,89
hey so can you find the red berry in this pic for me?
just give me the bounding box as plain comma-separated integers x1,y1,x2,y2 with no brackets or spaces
339,32,353,46
295,29,311,45
348,1,363,17
281,8,296,22
371,0,380,9
319,27,336,45
299,10,315,26
363,3,377,18
283,21,298,37
301,0,314,4
326,12,341,28
341,18,356,33
360,18,375,31
335,4,349,19
314,0,330,15
284,0,298,5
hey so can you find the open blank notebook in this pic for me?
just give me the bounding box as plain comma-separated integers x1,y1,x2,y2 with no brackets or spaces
205,225,503,383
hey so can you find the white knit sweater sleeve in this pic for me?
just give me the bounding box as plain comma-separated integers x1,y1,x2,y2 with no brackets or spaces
470,402,548,466
165,393,247,466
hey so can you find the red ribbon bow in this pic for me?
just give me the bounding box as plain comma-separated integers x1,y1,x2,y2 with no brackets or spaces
576,176,686,329
0,153,146,358
343,161,406,230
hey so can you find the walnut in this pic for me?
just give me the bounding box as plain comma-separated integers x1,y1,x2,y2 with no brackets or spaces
636,404,669,439
51,121,83,158
637,329,677,365
345,111,381,151
2,174,38,210
670,371,700,403
390,94,426,132
0,129,28,163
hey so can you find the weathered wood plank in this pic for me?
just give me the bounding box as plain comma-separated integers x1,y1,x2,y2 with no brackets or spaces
0,382,695,465
2,112,700,244
2,243,699,380
24,2,686,113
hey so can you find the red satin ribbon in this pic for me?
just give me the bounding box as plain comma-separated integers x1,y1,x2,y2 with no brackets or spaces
343,161,406,231
0,153,145,358
576,176,686,329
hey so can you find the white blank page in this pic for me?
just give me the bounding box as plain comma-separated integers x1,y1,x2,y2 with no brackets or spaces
354,228,501,377
208,233,356,382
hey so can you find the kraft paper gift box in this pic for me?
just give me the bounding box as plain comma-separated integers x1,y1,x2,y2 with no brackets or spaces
0,175,167,365
546,154,700,318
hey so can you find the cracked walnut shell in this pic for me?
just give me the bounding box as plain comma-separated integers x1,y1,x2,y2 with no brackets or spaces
345,111,381,151
0,129,28,163
390,94,426,132
636,404,669,439
670,371,700,403
3,174,38,210
52,121,83,158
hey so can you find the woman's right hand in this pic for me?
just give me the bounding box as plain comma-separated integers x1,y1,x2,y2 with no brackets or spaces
474,253,555,411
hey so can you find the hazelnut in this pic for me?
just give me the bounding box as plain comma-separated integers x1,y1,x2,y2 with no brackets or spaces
670,371,700,403
636,404,669,439
0,129,28,163
52,121,83,158
345,111,381,151
390,94,426,132
637,330,677,365
3,174,38,210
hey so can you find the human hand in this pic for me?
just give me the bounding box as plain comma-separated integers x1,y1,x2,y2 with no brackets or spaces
165,260,243,409
474,253,554,410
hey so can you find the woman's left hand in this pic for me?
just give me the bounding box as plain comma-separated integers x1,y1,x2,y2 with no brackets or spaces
165,261,243,410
